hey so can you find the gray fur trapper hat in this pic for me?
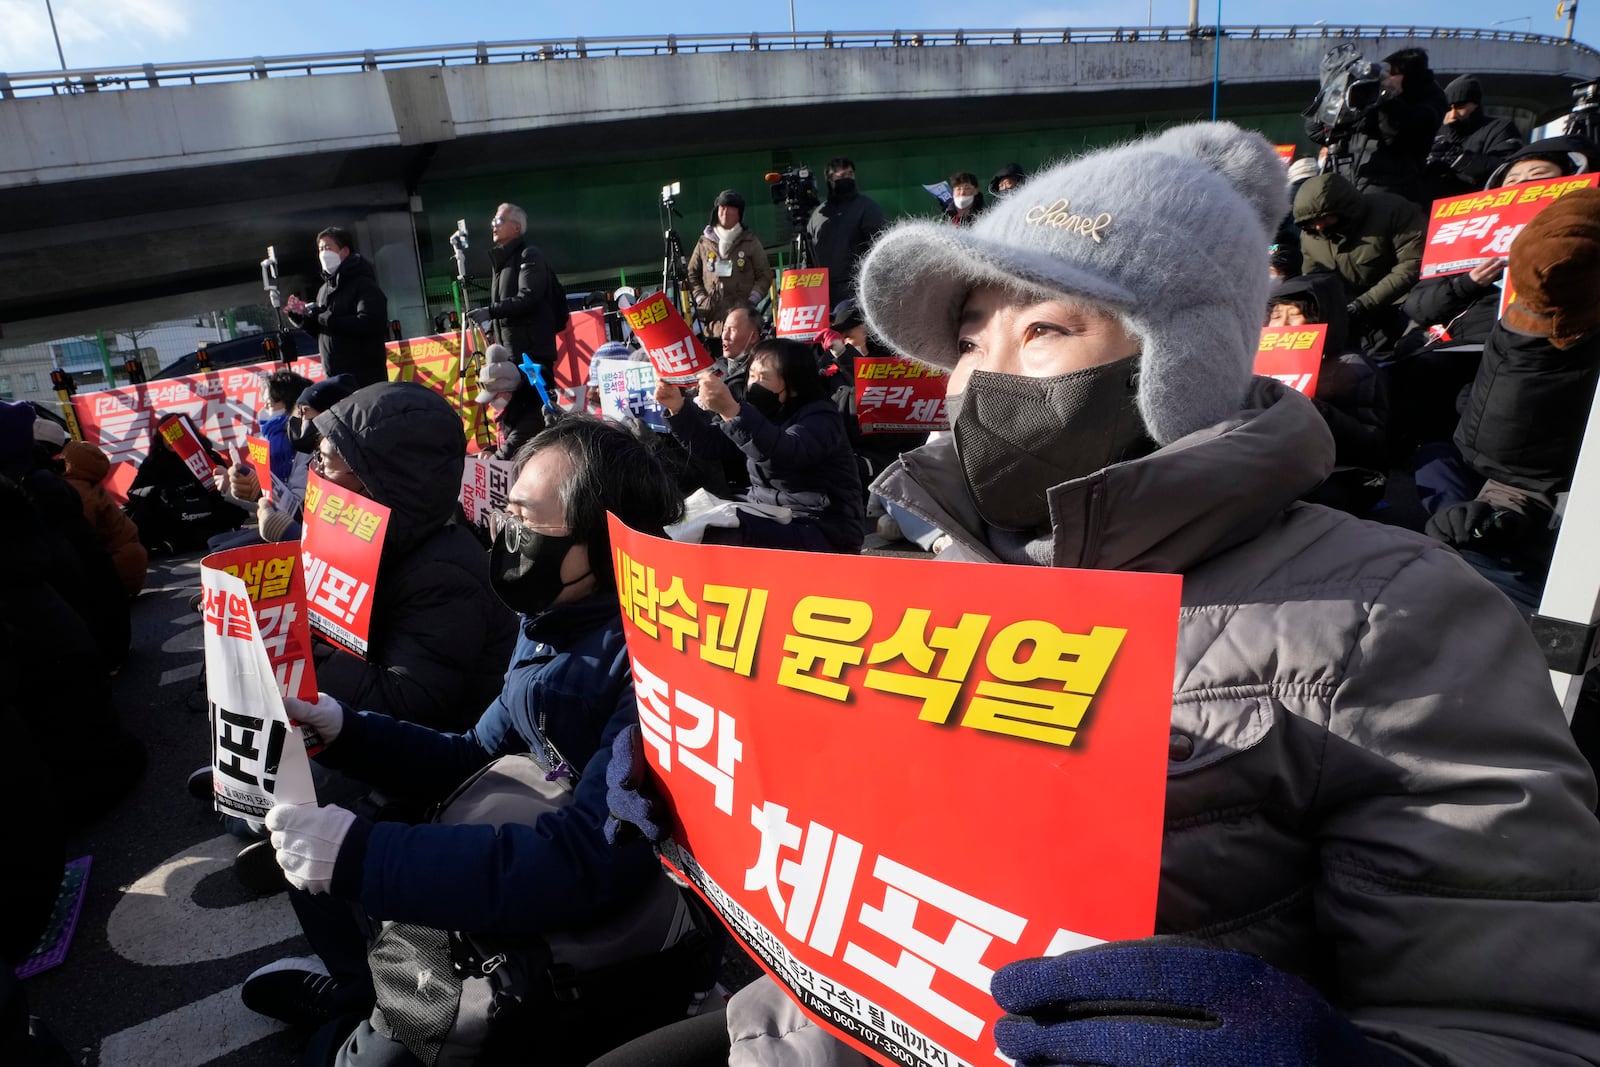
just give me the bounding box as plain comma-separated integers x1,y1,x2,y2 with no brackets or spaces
857,122,1288,445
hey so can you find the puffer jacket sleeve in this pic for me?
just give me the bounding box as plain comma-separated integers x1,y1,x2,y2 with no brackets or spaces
1321,544,1600,1065
1351,203,1424,314
1402,273,1494,330
721,402,849,470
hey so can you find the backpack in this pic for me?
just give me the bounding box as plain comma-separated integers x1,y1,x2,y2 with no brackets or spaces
364,753,718,1066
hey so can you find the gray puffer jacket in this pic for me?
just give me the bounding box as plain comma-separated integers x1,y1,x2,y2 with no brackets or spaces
731,378,1600,1066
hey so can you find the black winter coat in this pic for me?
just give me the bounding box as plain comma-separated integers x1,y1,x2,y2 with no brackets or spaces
1425,111,1525,201
290,254,389,386
1401,272,1500,348
313,383,517,730
667,395,865,551
488,236,560,365
1269,273,1388,471
1312,81,1447,205
806,191,887,308
1455,324,1600,494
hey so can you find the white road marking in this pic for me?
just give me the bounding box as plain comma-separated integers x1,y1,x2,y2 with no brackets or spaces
158,663,204,687
106,833,301,967
97,982,286,1066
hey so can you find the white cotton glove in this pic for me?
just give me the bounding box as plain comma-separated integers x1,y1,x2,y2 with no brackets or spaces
267,802,356,894
284,692,344,752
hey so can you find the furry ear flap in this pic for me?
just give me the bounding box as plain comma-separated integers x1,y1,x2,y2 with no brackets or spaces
1147,122,1288,237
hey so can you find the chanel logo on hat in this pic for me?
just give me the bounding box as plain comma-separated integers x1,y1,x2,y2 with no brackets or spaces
1024,198,1114,243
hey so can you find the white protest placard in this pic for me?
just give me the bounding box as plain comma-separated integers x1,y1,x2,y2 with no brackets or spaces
593,358,668,432
201,565,317,819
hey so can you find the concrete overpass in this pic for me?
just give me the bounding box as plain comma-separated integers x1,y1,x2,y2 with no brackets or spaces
2,25,1597,343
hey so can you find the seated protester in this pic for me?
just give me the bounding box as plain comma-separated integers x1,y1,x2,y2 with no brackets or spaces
1293,172,1424,353
124,424,240,553
256,374,357,543
1395,135,1600,455
243,417,718,1065
1425,189,1600,611
657,338,865,553
820,298,929,489
943,171,985,226
1267,274,1390,514
60,441,149,597
310,382,517,732
607,124,1600,1066
712,305,762,404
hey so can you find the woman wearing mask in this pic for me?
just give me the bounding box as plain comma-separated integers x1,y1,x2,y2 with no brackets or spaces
943,170,986,226
657,338,864,553
608,123,1600,1066
686,190,774,356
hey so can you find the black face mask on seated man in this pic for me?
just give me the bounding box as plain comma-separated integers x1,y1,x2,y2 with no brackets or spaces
488,518,590,616
288,416,320,454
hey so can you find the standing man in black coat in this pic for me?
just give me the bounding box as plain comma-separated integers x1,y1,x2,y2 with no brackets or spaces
1425,76,1525,201
468,203,563,456
806,158,888,309
285,227,390,387
1310,47,1447,206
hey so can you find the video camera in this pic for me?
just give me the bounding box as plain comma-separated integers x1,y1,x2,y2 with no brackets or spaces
1567,79,1600,144
1306,44,1386,144
766,165,820,228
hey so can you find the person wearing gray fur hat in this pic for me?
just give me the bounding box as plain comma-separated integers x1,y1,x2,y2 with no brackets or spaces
845,122,1600,1065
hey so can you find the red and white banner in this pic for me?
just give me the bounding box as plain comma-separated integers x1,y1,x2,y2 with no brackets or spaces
621,291,715,384
156,413,220,486
300,471,390,658
460,454,516,530
611,522,1180,1067
1254,324,1328,396
777,268,832,341
201,542,318,702
853,357,950,434
1421,173,1600,279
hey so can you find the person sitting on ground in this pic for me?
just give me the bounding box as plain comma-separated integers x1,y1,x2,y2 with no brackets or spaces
59,440,149,597
943,171,985,226
254,374,357,543
819,297,928,491
604,122,1600,1067
1423,188,1600,611
242,416,718,1065
656,338,865,553
1266,274,1390,515
712,305,763,404
209,369,318,550
1294,171,1425,352
687,190,774,358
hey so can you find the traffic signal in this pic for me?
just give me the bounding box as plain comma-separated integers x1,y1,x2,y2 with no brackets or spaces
196,343,212,371
49,368,76,395
448,311,461,330
390,319,403,341
123,356,147,385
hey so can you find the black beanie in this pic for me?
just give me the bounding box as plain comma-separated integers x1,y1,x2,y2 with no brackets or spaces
712,189,746,223
1446,75,1482,106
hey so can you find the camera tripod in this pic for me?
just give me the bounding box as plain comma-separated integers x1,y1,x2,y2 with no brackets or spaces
660,184,696,326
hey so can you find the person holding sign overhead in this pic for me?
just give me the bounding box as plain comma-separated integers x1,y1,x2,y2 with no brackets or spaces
610,123,1600,1065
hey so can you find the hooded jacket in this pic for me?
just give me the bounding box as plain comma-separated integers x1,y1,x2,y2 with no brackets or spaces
1268,273,1388,470
1294,174,1424,317
60,441,147,597
289,253,390,387
1454,322,1600,495
312,382,517,731
854,378,1600,1066
687,225,774,337
667,395,865,552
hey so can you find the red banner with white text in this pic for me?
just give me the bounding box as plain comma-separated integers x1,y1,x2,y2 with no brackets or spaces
610,522,1179,1067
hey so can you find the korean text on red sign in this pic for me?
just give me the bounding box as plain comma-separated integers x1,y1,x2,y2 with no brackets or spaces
202,542,318,702
199,562,317,820
776,268,832,341
610,521,1181,1067
157,413,218,485
1421,173,1600,279
245,435,274,504
1254,324,1328,396
301,470,391,658
621,291,715,384
853,357,951,434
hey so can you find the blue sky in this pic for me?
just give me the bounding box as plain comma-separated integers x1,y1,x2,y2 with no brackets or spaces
0,0,1589,74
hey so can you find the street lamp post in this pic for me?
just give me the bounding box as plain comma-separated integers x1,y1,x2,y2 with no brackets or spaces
43,0,68,71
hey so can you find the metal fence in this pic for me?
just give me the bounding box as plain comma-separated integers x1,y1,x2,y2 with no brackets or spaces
2,25,1594,99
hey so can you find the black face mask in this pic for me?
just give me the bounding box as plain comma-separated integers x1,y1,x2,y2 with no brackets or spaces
745,384,783,420
829,177,857,199
948,354,1149,531
288,416,320,454
489,522,588,616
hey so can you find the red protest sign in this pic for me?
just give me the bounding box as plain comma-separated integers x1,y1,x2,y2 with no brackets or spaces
610,521,1180,1067
301,471,390,658
156,413,218,485
776,268,832,340
1274,144,1296,163
1254,324,1328,396
201,542,318,701
245,435,274,504
621,291,714,384
1421,173,1600,279
853,357,950,433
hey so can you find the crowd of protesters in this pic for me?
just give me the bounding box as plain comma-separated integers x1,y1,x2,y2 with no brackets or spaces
11,48,1600,1067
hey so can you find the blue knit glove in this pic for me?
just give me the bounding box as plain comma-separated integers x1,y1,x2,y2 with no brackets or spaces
992,938,1410,1067
603,724,669,845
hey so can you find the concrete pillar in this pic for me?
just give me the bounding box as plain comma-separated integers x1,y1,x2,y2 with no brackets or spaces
362,211,428,340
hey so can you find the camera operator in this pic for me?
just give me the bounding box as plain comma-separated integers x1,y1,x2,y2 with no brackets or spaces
1425,76,1525,201
687,191,773,358
806,158,888,308
1308,47,1446,206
